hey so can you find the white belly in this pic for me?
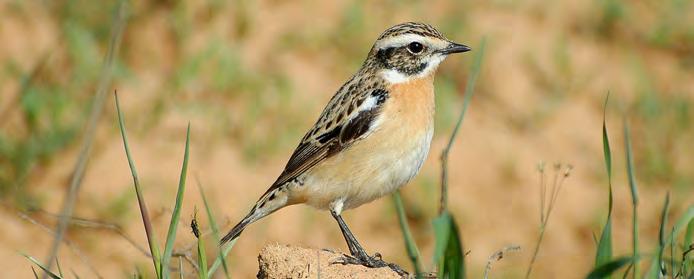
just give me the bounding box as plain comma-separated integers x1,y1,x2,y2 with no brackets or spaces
298,124,434,211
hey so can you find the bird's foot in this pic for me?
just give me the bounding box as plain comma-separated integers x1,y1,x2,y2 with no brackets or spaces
332,252,408,277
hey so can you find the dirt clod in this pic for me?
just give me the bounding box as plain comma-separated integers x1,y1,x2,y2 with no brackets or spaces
257,244,403,279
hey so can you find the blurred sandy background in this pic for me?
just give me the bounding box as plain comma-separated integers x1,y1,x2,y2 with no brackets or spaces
1,0,693,278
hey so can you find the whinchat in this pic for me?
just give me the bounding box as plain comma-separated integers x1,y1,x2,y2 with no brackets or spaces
221,22,470,275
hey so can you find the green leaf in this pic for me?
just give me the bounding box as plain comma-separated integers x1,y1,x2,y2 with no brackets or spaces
432,212,452,265
195,213,209,279
595,93,614,275
22,254,63,279
197,178,231,278
586,257,635,279
161,124,191,278
432,212,465,279
602,93,612,180
392,191,423,276
646,193,670,278
623,119,640,278
683,217,694,273
116,93,162,277
648,204,694,278
685,217,694,250
624,118,639,204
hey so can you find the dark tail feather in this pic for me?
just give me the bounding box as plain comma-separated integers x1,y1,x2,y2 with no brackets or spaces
220,217,251,245
221,187,287,245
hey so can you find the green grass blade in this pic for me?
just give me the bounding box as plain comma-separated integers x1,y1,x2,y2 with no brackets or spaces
684,218,694,274
209,241,237,276
23,254,63,279
646,193,670,278
197,238,208,278
193,213,209,279
392,191,423,276
595,93,613,275
116,93,162,277
686,218,694,250
439,38,486,214
623,119,640,278
196,178,230,278
586,257,636,279
55,259,64,278
32,266,39,279
161,124,191,278
432,212,452,265
432,212,465,279
602,93,612,180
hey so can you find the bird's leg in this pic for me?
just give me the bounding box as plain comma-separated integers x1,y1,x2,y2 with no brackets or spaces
330,209,408,276
331,209,368,257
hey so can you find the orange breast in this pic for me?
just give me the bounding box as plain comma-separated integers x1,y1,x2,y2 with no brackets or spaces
382,74,436,134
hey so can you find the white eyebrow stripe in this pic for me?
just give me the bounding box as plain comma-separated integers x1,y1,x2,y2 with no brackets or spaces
375,34,428,49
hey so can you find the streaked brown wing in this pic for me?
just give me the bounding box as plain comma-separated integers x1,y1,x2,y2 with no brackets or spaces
269,89,389,188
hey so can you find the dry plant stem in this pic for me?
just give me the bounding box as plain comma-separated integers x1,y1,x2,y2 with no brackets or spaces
17,211,103,278
484,245,521,279
42,2,127,276
538,163,545,224
439,40,485,214
37,209,218,260
525,164,572,279
35,210,151,256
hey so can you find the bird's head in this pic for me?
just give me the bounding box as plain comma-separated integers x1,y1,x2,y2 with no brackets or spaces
367,22,470,84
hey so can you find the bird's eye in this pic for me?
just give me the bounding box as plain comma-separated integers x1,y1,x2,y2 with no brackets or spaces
407,42,424,54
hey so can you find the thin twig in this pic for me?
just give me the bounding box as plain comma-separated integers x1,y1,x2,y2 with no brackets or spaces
36,210,151,257
34,208,219,273
484,245,521,279
525,163,573,279
538,162,546,224
43,1,128,276
17,211,103,278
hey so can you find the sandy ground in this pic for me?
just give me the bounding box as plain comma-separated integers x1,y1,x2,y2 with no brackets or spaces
1,1,692,278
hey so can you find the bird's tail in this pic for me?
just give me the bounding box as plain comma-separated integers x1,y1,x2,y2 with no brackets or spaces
220,212,252,244
220,187,288,245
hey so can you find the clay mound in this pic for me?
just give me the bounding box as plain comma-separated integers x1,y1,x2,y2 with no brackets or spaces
257,244,404,279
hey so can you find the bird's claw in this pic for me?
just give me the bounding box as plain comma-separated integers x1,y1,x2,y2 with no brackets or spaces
330,253,408,277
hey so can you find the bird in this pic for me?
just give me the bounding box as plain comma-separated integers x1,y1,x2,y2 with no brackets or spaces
221,22,470,275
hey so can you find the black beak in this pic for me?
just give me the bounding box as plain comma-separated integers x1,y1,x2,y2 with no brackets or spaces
438,42,471,55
